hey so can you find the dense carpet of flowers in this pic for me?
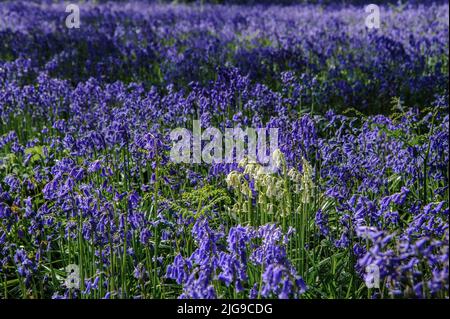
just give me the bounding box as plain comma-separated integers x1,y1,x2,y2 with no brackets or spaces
0,1,448,299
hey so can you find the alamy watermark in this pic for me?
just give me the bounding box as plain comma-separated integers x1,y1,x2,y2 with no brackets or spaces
365,4,380,29
63,4,379,31
169,120,279,173
64,264,80,289
65,4,80,29
365,264,380,289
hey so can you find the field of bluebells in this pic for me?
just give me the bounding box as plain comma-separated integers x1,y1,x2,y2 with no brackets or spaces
0,1,448,299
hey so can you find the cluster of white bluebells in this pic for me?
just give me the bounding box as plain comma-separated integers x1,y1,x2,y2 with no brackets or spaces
225,149,315,218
